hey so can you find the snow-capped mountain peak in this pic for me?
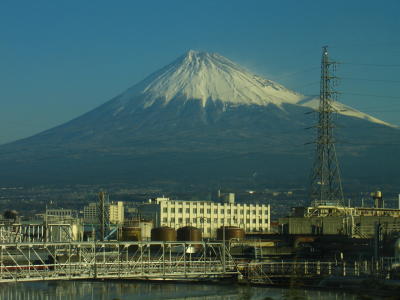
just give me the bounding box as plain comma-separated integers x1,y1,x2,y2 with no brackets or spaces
112,50,395,128
120,50,304,108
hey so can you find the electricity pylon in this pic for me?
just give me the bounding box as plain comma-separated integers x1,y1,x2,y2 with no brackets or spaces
310,46,344,207
98,191,110,241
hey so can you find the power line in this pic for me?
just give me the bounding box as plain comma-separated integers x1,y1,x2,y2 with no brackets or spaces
340,62,400,68
271,66,319,81
341,92,399,100
291,81,320,90
329,41,400,50
340,77,400,84
337,141,400,146
349,109,400,113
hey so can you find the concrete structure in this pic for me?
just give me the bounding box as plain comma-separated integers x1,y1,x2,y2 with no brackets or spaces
83,201,124,224
138,197,270,238
46,208,74,218
109,201,124,224
280,205,400,238
124,219,153,241
301,205,400,218
83,203,99,224
45,208,76,222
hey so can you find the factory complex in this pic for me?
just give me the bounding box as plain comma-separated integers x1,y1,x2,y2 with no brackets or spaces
0,191,272,244
1,48,400,289
138,195,271,238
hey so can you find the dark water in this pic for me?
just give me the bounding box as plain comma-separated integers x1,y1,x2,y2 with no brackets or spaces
0,280,362,300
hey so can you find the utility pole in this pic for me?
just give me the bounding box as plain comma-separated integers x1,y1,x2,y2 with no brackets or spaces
310,46,344,207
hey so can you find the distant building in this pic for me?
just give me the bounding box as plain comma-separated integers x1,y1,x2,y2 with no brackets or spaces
83,203,98,224
109,201,124,224
138,197,271,238
83,201,124,224
222,193,235,204
45,208,75,222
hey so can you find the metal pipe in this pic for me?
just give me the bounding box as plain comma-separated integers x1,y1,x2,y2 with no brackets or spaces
222,222,226,273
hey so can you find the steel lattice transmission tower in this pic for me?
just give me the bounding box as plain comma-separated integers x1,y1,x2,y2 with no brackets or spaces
98,191,110,241
310,46,344,207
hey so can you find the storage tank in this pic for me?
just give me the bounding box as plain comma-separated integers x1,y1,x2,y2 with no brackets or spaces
151,226,177,242
217,226,245,241
119,226,141,241
372,190,384,208
177,226,202,242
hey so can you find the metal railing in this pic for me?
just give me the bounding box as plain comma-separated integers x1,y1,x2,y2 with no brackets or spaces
0,241,238,283
238,258,398,284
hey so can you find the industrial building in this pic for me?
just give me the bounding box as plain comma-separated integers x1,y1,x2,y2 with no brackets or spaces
83,201,124,224
138,196,270,238
280,192,400,238
44,208,76,222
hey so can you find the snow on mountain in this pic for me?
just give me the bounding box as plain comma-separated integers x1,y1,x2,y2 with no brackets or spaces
117,50,304,108
109,50,394,128
299,97,397,128
1,50,398,187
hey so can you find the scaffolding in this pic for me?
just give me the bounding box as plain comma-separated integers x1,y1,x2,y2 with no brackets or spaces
0,224,76,243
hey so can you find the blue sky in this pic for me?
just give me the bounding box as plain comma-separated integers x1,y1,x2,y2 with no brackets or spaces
1,0,399,144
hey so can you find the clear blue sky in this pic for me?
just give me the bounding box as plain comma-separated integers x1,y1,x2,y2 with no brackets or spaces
1,0,399,144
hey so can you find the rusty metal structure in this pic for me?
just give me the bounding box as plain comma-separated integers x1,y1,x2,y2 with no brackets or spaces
177,226,202,242
151,226,177,242
217,226,245,241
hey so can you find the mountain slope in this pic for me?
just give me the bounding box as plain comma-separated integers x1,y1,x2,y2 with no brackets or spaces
299,97,396,128
0,50,399,189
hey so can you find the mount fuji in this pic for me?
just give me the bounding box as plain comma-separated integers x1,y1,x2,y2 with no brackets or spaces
1,50,399,188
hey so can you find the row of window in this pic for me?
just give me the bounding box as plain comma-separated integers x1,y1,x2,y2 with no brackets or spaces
159,226,266,233
162,208,267,214
47,211,72,216
164,201,264,208
162,217,268,224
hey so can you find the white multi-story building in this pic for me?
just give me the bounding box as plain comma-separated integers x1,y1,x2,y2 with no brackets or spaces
138,197,270,238
109,201,124,224
83,201,124,224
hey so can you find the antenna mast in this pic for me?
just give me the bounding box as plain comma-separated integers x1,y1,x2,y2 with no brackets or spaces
310,46,344,207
